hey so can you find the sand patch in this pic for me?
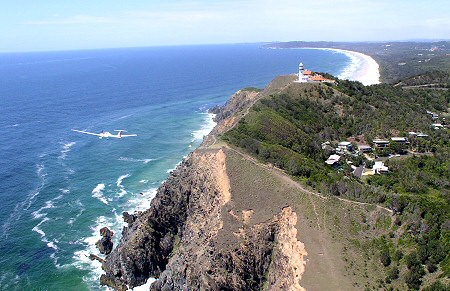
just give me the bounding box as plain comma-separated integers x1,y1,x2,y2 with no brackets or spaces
268,207,308,291
215,149,231,204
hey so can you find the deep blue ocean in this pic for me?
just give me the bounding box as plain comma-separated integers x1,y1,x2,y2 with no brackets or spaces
0,44,352,290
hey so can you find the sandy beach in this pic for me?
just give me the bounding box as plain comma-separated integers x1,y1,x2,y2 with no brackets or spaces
312,48,381,85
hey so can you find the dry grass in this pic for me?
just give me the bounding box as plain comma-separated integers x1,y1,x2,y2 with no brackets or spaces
222,147,393,290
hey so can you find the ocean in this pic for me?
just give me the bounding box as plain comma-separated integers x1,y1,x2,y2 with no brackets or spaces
0,43,353,290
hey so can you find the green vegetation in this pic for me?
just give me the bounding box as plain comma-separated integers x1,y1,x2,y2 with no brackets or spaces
241,87,262,92
221,73,450,289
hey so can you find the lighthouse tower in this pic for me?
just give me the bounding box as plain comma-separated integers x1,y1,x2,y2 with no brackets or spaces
297,62,309,82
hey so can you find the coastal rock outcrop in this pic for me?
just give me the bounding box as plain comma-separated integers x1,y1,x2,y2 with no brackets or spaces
100,75,309,290
96,227,114,255
101,147,307,290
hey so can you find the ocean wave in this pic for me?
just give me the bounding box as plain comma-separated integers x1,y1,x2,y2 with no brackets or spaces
31,200,56,220
126,188,158,213
5,123,20,128
60,188,70,194
72,216,110,285
337,53,363,80
116,174,130,187
166,161,182,174
72,213,125,287
191,112,216,140
139,179,148,184
118,157,156,164
59,141,76,160
32,215,60,267
91,183,108,205
115,114,132,120
32,217,49,237
129,278,156,291
116,174,130,198
1,163,46,239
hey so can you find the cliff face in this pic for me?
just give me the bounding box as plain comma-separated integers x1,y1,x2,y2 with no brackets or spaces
101,147,307,290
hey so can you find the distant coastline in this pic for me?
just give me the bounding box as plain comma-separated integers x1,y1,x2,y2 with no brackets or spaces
266,45,381,86
317,48,380,86
298,47,380,86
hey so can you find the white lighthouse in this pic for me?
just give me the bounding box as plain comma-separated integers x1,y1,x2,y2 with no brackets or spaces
296,62,309,82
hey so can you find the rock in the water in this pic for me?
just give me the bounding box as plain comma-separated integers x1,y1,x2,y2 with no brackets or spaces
96,227,114,255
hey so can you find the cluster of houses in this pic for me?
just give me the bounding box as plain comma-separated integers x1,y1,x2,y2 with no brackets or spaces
323,136,418,177
322,107,449,176
427,110,447,130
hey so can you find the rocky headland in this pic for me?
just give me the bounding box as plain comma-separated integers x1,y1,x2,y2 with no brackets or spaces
98,75,395,290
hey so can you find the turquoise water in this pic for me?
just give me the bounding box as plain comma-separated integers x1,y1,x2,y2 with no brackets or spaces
0,44,351,290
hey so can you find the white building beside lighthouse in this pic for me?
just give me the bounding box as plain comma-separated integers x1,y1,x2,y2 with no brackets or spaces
296,63,309,82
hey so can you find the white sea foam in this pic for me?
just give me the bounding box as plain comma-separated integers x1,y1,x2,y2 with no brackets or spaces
72,212,126,286
118,157,155,164
126,188,157,213
116,174,130,187
116,174,130,198
166,161,181,174
139,179,148,184
47,241,58,250
31,217,49,238
31,200,55,220
73,216,110,284
192,113,216,140
91,183,108,205
32,215,60,264
129,278,156,291
59,141,76,160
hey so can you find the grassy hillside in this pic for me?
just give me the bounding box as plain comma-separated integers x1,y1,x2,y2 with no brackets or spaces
221,75,449,290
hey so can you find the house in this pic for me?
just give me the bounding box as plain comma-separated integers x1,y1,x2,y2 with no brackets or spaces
432,123,443,130
372,139,389,148
409,131,428,138
426,110,439,119
325,154,341,167
358,144,372,153
337,141,353,152
309,74,336,83
373,161,389,174
391,137,409,145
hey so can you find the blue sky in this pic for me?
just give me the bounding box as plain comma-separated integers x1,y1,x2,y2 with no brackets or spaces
1,0,449,52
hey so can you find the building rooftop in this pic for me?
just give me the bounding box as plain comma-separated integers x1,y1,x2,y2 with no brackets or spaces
325,154,341,165
391,137,408,142
373,139,389,143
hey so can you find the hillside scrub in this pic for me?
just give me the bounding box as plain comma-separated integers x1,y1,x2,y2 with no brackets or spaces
221,75,449,289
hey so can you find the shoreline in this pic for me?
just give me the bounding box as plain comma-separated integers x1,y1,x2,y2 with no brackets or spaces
311,47,380,85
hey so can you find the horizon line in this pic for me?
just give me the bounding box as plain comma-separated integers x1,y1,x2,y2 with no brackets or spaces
1,39,449,54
